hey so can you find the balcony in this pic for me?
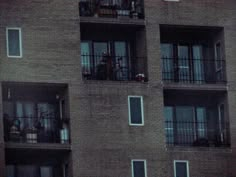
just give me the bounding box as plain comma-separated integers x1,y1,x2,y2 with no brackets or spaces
6,164,67,177
165,120,230,147
81,54,147,81
3,82,70,145
160,25,226,86
4,116,69,144
162,58,226,84
79,0,144,19
80,27,147,82
5,149,70,177
164,90,230,148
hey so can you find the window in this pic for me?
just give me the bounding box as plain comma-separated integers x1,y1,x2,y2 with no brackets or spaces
6,28,22,58
131,160,147,177
128,96,144,125
174,160,189,177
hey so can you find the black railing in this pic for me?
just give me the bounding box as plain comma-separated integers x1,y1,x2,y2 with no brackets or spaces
165,121,230,147
162,58,226,84
81,54,147,81
79,0,144,19
4,117,70,144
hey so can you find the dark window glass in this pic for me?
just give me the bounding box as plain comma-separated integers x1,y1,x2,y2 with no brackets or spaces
8,29,20,56
17,165,39,177
40,166,53,177
175,162,188,177
6,165,15,177
133,161,145,177
129,97,143,124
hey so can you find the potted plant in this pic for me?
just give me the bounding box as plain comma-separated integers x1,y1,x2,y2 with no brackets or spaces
135,73,145,82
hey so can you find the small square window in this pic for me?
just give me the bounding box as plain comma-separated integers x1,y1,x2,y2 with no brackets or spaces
6,28,22,58
174,160,189,177
131,160,147,177
128,96,144,126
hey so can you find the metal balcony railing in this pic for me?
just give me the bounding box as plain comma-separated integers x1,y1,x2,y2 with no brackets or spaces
162,58,226,84
81,54,147,81
79,0,144,19
165,121,230,147
4,116,70,144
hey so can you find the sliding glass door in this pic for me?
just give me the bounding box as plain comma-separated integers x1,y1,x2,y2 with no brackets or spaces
161,43,205,83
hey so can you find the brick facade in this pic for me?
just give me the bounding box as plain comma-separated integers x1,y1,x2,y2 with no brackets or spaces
0,0,236,177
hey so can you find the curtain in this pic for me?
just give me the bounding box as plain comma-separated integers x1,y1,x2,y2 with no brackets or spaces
16,102,35,130
193,45,204,83
178,45,190,82
196,107,207,138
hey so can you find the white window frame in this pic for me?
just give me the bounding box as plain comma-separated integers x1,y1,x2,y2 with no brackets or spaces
131,159,147,177
6,27,22,58
174,160,189,177
128,96,144,126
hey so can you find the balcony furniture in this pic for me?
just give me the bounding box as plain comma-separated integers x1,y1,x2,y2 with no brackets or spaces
9,125,21,142
79,0,144,19
98,5,117,17
25,127,38,143
117,10,130,18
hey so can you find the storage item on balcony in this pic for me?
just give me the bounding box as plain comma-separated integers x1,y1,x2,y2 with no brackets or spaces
25,127,37,143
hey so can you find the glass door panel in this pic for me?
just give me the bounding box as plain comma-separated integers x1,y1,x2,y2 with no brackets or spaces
93,42,109,79
81,42,91,75
164,106,174,144
16,102,35,131
196,107,207,139
192,45,205,83
176,106,194,145
178,45,190,82
114,41,128,80
161,43,174,81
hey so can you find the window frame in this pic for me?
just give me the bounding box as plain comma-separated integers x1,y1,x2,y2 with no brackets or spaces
131,159,147,177
128,95,144,126
214,41,223,71
6,27,23,58
174,160,189,177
